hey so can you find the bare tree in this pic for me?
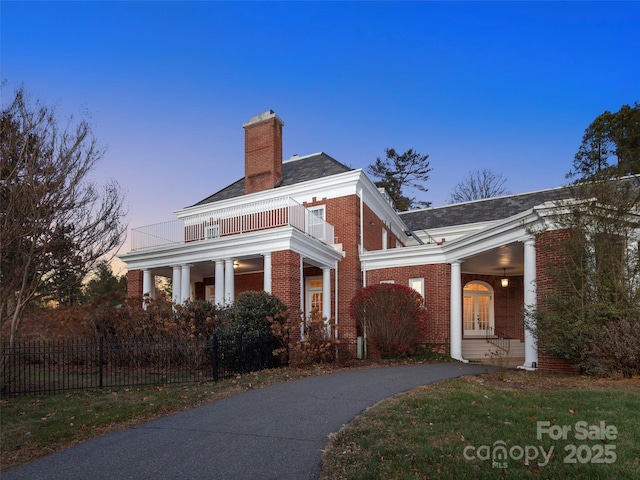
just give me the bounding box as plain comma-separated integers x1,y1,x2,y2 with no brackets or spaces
449,168,510,203
1,86,127,348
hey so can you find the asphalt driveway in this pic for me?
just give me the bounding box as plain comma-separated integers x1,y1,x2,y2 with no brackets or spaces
3,362,488,480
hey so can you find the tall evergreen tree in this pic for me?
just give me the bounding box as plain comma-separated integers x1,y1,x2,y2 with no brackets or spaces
367,148,432,211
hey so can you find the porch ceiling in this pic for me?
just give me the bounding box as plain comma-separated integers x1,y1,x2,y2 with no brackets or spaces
461,242,523,276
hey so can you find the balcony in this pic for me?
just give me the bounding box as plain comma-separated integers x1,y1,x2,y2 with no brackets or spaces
130,196,335,252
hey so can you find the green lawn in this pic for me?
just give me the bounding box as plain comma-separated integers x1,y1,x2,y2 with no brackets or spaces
3,366,638,479
320,372,640,480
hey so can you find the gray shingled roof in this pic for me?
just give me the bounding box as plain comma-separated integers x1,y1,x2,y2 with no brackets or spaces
399,187,572,231
191,153,353,206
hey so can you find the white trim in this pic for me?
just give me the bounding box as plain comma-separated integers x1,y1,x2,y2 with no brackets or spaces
174,169,363,218
171,167,412,250
121,226,344,271
360,201,563,271
205,224,220,239
520,237,538,370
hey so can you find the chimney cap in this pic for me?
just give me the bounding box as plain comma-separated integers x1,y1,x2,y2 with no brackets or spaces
243,110,284,128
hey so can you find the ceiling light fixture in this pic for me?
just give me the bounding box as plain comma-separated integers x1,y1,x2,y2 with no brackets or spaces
501,268,509,288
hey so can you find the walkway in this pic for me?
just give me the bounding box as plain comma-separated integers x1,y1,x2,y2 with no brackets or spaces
4,362,489,480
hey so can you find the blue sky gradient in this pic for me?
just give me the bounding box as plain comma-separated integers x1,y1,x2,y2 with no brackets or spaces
2,1,639,263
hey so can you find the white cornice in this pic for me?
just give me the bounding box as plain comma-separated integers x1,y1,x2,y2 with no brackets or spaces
354,171,412,244
361,204,557,271
174,169,365,218
119,227,343,270
172,167,411,246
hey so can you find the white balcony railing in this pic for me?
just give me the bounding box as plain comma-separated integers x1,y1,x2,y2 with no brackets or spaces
130,196,335,251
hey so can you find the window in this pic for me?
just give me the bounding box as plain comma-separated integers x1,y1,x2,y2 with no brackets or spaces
308,206,325,221
307,206,327,242
380,280,395,284
382,230,388,250
205,285,215,302
409,278,424,297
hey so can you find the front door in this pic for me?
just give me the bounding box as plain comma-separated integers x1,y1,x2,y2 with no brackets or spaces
463,282,494,337
306,277,323,319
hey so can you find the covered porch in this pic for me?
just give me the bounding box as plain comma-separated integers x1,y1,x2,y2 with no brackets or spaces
119,195,344,322
449,236,538,370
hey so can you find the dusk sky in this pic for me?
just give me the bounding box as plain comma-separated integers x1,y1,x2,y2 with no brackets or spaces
2,1,639,271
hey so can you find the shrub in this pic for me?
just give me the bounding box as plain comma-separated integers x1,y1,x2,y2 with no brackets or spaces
174,299,222,340
586,319,640,377
220,291,287,336
270,309,342,367
349,284,427,358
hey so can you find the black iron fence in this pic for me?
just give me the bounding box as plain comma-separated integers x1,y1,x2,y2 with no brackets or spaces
1,333,280,397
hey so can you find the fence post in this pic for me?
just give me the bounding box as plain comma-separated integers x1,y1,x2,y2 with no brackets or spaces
211,335,219,382
236,333,244,373
99,337,104,389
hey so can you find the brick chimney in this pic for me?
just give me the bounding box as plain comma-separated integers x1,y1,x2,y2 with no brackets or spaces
243,110,284,195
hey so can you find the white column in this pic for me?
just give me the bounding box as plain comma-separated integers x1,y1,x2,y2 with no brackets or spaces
149,275,156,299
520,238,538,370
215,260,224,305
322,267,331,321
224,258,235,305
172,265,182,304
299,256,304,313
142,269,153,297
263,253,272,293
334,260,339,338
142,269,152,309
450,261,467,362
181,264,191,303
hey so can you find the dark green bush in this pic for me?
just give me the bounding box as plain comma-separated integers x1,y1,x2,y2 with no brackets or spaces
220,291,287,335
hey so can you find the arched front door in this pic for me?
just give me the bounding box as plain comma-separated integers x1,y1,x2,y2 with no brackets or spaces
463,281,494,337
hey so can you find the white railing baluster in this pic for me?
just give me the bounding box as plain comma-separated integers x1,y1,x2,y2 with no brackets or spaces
130,196,335,251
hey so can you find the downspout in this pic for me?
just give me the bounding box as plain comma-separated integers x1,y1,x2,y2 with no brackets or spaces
359,186,364,255
408,229,425,245
359,185,366,359
300,255,305,340
334,259,339,340
299,255,304,313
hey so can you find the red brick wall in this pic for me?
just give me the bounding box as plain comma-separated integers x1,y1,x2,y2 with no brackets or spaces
235,273,264,296
197,273,264,301
271,249,301,308
296,194,408,350
367,264,451,345
538,354,577,374
326,195,362,346
127,269,143,297
244,115,283,194
361,202,403,251
535,230,578,372
536,229,573,309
